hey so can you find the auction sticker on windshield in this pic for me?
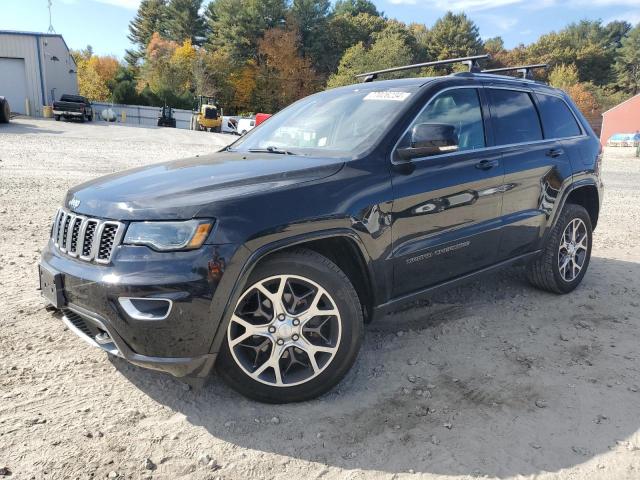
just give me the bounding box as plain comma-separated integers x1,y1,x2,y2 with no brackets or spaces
364,91,412,101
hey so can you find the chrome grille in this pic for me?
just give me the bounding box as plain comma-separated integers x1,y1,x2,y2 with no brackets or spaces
82,220,98,258
52,209,124,264
68,216,83,255
97,223,119,261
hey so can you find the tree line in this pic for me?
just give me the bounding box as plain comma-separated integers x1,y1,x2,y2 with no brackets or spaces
72,0,640,116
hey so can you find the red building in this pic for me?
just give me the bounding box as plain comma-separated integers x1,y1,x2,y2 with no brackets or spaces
600,94,640,145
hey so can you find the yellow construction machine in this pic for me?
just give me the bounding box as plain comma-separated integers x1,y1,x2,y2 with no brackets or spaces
194,95,223,132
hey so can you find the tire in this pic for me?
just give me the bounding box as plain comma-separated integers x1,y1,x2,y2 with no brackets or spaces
0,97,9,123
54,115,60,121
217,248,364,403
527,203,592,294
87,114,93,122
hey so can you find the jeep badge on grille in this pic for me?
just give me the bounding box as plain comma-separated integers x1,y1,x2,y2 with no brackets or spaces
68,197,81,209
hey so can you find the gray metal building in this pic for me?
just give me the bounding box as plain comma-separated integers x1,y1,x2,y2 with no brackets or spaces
0,31,78,116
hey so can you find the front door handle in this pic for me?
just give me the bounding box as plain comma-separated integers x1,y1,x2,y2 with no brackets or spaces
475,159,499,170
546,148,565,158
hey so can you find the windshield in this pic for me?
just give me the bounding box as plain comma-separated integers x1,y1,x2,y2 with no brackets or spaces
204,107,218,119
229,85,420,158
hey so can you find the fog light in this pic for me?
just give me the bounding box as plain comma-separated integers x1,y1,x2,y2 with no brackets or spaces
118,297,172,320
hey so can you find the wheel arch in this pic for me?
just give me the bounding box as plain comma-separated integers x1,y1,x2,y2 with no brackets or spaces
565,184,600,230
207,229,376,356
548,179,601,233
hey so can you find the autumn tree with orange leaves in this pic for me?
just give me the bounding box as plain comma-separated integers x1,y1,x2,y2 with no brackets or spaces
71,47,120,102
255,24,319,112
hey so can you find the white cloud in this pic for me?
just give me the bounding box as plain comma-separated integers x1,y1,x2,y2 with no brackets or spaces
528,0,640,7
93,0,141,9
57,0,141,8
605,10,640,25
580,0,640,5
476,12,518,30
387,0,524,11
390,0,640,13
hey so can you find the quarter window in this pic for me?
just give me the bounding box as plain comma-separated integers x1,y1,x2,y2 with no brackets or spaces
398,88,486,157
487,89,542,145
535,93,582,139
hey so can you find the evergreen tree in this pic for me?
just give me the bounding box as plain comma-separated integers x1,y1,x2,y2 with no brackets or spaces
327,27,414,87
165,0,207,46
290,0,331,72
333,0,380,17
483,36,504,56
615,24,640,94
426,12,483,66
125,0,167,67
206,0,287,63
325,12,386,73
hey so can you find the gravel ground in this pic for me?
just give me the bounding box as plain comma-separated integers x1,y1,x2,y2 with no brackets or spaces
1,118,640,480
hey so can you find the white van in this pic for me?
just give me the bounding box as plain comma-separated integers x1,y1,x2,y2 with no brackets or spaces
237,117,256,135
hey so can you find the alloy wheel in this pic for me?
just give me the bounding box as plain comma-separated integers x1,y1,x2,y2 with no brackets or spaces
227,274,342,387
558,218,588,282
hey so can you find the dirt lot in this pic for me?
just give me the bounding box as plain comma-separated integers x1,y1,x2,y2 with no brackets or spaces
1,118,639,480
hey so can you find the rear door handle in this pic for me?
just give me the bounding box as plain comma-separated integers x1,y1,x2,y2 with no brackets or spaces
546,148,564,158
475,159,499,170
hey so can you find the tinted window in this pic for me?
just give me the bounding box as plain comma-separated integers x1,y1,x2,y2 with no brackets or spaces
488,89,542,145
399,88,485,155
535,93,581,138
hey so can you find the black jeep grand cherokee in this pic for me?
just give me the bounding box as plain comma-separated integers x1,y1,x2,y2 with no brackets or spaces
40,61,603,403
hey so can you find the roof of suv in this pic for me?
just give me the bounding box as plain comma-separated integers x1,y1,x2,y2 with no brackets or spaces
344,72,564,94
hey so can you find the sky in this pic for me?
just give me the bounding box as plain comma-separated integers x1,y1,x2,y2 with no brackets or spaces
1,0,639,59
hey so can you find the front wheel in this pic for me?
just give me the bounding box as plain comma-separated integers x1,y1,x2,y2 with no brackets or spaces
217,249,363,403
527,203,593,293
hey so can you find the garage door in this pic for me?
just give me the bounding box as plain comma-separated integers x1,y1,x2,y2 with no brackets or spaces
0,58,28,114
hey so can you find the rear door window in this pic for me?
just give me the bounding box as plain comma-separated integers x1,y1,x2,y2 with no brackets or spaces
535,93,582,139
487,89,543,145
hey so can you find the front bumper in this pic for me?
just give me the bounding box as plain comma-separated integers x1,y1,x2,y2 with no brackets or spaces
40,239,240,378
61,304,216,377
53,110,84,117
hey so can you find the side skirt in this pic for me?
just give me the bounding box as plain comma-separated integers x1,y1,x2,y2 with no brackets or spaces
371,250,541,321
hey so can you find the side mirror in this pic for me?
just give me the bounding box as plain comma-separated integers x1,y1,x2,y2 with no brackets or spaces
397,123,459,161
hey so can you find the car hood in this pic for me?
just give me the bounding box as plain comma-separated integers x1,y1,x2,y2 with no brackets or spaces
64,151,344,220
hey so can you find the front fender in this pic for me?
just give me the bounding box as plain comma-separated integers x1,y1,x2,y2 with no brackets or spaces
206,228,376,356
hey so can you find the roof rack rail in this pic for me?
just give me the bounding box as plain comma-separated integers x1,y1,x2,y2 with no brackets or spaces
482,63,547,80
356,54,490,83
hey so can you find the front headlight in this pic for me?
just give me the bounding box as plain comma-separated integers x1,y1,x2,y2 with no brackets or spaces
124,220,213,251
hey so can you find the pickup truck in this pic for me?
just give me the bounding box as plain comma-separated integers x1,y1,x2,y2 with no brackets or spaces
53,94,93,122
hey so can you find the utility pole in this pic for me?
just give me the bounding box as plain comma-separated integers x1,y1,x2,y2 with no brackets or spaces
47,0,56,33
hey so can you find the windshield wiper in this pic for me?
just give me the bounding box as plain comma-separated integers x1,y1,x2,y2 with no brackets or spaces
248,146,295,155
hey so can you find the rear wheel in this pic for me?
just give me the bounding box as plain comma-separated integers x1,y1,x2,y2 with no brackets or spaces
527,203,592,293
54,115,60,121
217,249,363,403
